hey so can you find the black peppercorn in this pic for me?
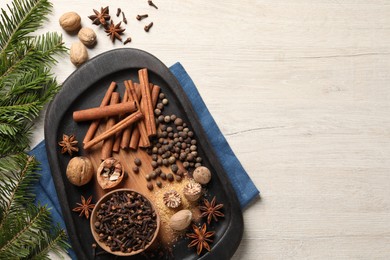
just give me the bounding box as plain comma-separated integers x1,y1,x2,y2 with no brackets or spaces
147,182,153,190
167,173,174,182
160,172,166,180
134,158,142,166
156,180,162,188
171,164,178,173
132,166,139,174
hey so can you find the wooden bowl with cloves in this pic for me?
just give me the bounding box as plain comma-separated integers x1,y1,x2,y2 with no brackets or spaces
90,189,160,256
96,157,125,190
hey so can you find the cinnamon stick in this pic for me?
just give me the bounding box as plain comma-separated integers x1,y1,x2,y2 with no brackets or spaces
119,88,133,149
139,69,157,137
83,82,117,144
113,89,128,151
84,110,143,150
101,92,120,159
73,101,137,122
151,84,161,107
125,80,150,148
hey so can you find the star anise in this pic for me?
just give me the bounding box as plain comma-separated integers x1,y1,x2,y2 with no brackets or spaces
199,196,224,225
186,223,214,255
104,20,125,42
72,195,95,219
58,134,79,156
88,6,110,26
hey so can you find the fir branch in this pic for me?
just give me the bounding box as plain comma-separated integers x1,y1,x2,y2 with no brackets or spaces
0,33,66,88
0,0,69,258
0,154,38,230
0,205,52,258
24,227,69,260
0,0,52,55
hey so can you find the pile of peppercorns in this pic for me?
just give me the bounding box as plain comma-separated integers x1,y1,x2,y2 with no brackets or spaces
138,92,203,190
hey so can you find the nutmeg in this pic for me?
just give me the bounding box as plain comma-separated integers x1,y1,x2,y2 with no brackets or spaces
193,166,211,185
183,180,202,201
66,156,94,186
59,12,81,32
78,27,97,47
169,209,192,231
70,42,88,67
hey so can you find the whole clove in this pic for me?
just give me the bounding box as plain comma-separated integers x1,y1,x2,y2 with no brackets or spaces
94,191,158,253
122,12,127,24
136,14,149,21
148,0,158,9
116,8,121,17
144,22,153,32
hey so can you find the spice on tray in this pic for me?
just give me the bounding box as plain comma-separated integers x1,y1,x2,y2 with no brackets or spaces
88,6,110,26
187,223,214,255
73,101,136,122
72,195,95,219
105,20,125,42
83,82,117,144
58,134,79,156
199,196,224,225
101,93,120,160
183,181,202,201
193,166,211,184
163,190,182,208
169,209,192,231
93,191,158,253
83,110,143,149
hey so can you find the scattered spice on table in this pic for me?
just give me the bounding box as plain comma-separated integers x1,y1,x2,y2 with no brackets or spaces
105,21,125,42
88,6,110,26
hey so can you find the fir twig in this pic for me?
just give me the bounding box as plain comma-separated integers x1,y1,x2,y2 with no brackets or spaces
0,0,69,258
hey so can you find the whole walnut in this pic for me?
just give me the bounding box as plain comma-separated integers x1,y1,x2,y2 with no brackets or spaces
66,156,94,186
70,42,88,67
59,12,81,32
78,27,97,47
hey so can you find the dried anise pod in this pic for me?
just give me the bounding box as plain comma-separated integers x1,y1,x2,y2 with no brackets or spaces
199,196,224,225
58,134,79,156
187,223,214,255
163,190,181,208
104,20,125,42
72,195,95,219
88,6,110,26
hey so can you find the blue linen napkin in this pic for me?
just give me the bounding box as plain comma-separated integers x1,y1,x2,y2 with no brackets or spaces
30,62,259,259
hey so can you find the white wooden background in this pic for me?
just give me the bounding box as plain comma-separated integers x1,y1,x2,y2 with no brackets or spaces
2,0,390,259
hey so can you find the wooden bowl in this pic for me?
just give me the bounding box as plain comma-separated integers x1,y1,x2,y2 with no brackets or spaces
96,157,124,190
90,189,160,256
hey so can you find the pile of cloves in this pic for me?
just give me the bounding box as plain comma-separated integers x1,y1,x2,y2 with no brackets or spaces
94,191,158,253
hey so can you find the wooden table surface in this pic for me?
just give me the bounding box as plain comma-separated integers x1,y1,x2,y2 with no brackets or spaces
3,0,390,259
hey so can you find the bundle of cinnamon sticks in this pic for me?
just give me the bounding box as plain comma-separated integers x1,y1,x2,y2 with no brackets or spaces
73,68,161,159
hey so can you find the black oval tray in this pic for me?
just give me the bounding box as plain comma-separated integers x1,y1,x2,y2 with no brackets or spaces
44,48,243,259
